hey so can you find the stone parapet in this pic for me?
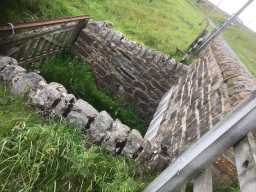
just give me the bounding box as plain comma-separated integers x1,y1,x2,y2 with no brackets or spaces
75,20,188,122
145,36,256,180
0,56,169,172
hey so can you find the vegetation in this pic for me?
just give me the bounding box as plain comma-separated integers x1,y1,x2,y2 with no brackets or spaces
37,53,146,134
223,26,256,76
0,0,204,57
195,0,256,77
0,84,151,191
215,185,240,192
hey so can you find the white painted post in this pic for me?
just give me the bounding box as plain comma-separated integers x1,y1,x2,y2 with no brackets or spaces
193,168,213,192
180,184,186,192
234,132,256,192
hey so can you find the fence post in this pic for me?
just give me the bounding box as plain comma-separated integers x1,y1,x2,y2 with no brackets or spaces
70,19,88,45
193,168,213,192
234,132,256,192
180,184,187,192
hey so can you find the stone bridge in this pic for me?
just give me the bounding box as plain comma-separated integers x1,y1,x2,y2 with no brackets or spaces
75,20,256,182
1,19,256,183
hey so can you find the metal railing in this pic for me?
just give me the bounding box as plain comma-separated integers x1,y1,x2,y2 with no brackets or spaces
144,92,256,192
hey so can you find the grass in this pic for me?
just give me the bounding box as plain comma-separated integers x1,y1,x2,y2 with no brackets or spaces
215,184,240,192
0,0,204,57
223,25,256,76
36,53,146,134
0,83,151,192
195,0,256,77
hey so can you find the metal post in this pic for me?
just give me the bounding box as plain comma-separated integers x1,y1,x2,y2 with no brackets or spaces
193,168,213,192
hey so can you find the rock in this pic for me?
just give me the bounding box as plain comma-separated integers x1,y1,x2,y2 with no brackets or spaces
87,20,113,32
0,65,26,82
0,56,18,70
10,72,46,96
67,99,99,130
89,111,113,143
53,93,76,117
122,129,144,159
29,82,67,111
136,140,154,164
67,111,89,130
148,153,170,171
102,119,130,154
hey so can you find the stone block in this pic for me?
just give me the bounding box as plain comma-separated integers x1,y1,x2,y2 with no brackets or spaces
89,111,113,143
53,93,76,117
29,82,67,110
0,65,26,82
102,119,130,154
0,56,18,70
67,99,99,130
136,140,154,163
122,129,144,159
11,72,47,96
148,153,170,171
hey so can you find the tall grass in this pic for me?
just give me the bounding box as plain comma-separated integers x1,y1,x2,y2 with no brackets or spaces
0,84,150,192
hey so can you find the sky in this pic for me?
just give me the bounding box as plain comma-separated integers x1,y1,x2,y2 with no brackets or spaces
208,0,256,31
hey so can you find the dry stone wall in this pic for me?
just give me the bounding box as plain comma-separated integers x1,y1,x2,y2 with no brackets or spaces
0,56,170,172
2,20,255,178
145,36,256,177
75,20,188,122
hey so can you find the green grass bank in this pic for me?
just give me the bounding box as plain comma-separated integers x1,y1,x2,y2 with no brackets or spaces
0,84,151,191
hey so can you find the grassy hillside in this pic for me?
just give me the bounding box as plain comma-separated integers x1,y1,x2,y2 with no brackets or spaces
196,0,256,76
0,84,150,191
223,25,256,76
0,0,204,57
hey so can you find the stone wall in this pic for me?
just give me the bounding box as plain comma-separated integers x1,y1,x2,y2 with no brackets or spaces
0,56,170,172
145,36,256,177
2,19,256,178
75,20,188,122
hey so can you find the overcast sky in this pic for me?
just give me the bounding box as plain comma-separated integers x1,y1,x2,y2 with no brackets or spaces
208,0,256,31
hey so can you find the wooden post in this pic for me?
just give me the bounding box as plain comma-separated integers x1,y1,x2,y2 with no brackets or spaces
193,168,213,192
70,19,88,45
247,132,256,163
179,184,186,192
234,132,256,192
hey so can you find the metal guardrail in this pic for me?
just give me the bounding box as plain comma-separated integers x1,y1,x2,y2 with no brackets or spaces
144,92,256,192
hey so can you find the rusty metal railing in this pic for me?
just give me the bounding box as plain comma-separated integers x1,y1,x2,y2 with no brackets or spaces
0,16,89,65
